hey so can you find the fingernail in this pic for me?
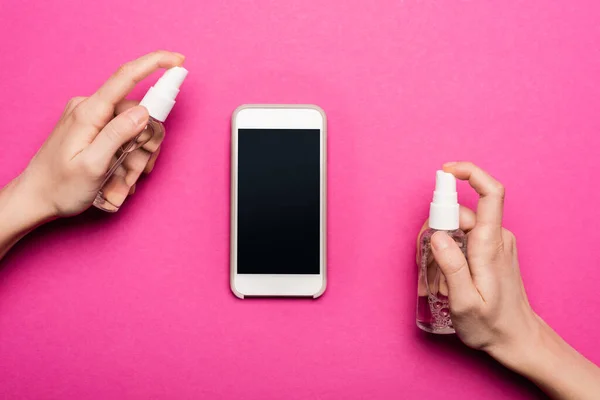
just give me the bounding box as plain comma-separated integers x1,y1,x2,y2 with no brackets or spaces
173,52,185,60
127,106,148,125
443,162,457,168
431,231,451,250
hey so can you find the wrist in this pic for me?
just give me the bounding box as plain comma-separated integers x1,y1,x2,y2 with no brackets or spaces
488,316,600,398
485,313,549,376
0,172,58,259
3,172,58,228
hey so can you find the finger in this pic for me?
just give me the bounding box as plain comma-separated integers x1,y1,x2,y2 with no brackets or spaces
443,162,504,229
115,99,140,115
99,152,147,209
122,147,152,182
144,146,161,174
459,205,477,232
140,122,165,153
98,165,131,209
430,231,480,308
89,51,185,110
82,106,149,171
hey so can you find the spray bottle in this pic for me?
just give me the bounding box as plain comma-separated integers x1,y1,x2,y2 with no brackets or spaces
416,170,467,334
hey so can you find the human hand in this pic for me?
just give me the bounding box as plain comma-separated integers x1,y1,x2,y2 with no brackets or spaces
418,162,542,360
20,50,185,218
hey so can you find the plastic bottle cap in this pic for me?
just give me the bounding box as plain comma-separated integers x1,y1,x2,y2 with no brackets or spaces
429,170,459,230
139,66,188,122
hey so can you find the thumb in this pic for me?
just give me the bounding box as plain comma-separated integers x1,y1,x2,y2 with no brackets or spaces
82,105,149,173
430,231,478,306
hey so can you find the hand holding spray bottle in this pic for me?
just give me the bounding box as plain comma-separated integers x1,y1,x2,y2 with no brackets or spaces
94,66,188,212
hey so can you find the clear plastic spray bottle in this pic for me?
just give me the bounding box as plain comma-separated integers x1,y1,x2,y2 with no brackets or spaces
93,66,188,212
416,171,467,334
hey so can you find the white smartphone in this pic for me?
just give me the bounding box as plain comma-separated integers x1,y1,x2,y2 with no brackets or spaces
230,105,327,298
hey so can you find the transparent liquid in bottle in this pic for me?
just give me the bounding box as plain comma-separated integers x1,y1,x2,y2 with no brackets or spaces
416,228,466,334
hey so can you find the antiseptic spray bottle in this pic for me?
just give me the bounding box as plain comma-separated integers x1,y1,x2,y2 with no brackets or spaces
93,66,188,212
416,171,467,334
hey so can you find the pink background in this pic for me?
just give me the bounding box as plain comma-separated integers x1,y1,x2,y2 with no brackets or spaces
1,1,599,399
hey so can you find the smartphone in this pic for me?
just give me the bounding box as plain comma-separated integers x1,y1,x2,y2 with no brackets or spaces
230,105,327,298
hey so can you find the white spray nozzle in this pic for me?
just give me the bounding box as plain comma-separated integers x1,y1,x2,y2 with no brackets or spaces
435,170,456,193
154,66,188,98
432,170,458,205
429,170,460,230
139,66,188,122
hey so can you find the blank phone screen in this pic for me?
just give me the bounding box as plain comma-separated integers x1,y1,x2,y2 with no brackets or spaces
237,129,321,274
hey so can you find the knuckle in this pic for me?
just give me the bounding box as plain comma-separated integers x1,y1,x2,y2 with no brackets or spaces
122,111,139,127
65,96,85,112
447,259,469,277
116,62,133,77
452,302,478,318
71,103,88,121
438,246,469,277
503,229,516,243
81,157,105,177
478,305,495,320
502,229,517,250
105,123,126,144
474,228,496,243
104,114,139,144
143,142,159,153
492,182,505,199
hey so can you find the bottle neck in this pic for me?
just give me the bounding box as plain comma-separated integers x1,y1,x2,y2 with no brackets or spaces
139,86,175,122
428,202,459,231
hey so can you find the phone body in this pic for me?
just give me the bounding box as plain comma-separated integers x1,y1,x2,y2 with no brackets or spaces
230,105,327,298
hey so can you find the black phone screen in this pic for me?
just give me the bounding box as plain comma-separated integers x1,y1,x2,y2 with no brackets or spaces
237,129,321,274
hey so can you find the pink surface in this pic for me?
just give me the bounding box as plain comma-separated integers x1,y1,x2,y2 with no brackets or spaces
1,1,599,399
